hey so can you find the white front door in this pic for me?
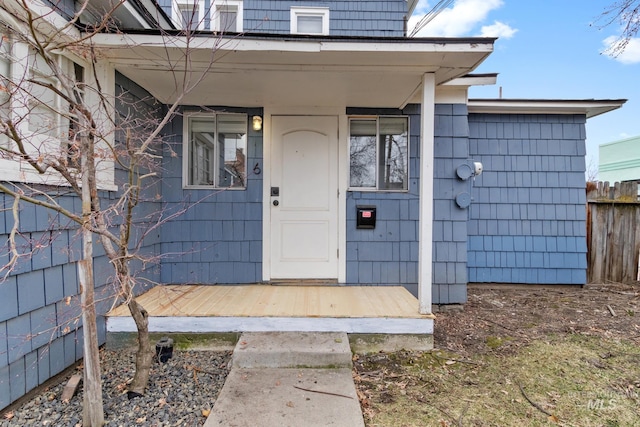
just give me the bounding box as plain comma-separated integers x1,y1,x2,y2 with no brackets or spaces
270,116,339,279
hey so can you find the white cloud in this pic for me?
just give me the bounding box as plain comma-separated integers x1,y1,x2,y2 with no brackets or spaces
602,35,640,64
479,21,517,39
408,0,511,38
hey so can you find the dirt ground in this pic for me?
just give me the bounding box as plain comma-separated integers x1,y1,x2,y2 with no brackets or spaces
434,282,640,357
354,282,640,427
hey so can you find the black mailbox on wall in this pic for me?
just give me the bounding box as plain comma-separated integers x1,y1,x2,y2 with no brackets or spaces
356,205,377,229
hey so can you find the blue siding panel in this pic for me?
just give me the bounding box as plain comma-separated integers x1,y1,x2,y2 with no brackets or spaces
48,337,65,376
346,104,469,304
0,322,6,368
24,351,38,394
468,114,588,285
9,359,25,403
160,107,263,285
6,314,31,365
37,347,50,385
29,305,57,350
0,365,9,409
0,277,18,322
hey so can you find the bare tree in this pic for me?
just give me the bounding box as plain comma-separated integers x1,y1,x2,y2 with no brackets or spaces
0,0,227,424
596,1,640,56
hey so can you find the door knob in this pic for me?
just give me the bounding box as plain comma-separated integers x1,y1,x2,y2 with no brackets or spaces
273,200,279,206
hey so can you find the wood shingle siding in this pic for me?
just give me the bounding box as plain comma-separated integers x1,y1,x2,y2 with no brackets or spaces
468,114,588,285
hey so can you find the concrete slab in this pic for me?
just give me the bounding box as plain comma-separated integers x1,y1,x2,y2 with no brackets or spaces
232,332,352,369
349,333,434,354
204,368,365,427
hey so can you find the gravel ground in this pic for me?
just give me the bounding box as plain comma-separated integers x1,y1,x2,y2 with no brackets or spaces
1,349,232,427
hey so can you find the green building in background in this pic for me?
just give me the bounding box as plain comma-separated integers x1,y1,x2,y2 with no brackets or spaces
599,135,640,184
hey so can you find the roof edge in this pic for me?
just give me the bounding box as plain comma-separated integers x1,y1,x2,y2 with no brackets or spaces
408,0,419,16
468,98,627,119
94,27,496,45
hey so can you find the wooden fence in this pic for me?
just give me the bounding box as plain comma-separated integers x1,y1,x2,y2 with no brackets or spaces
587,181,640,283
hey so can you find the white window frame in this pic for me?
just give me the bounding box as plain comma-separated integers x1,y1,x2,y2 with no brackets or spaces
290,7,330,35
0,28,116,190
182,112,248,189
211,0,243,32
172,0,205,31
0,28,11,149
348,115,410,192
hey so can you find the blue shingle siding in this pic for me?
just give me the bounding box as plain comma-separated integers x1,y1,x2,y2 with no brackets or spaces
345,106,419,295
160,106,263,284
431,104,471,304
164,0,407,35
345,104,470,304
244,0,407,36
468,113,587,285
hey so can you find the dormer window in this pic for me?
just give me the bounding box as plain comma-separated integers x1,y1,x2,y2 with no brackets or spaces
290,7,329,35
173,0,204,31
212,0,243,33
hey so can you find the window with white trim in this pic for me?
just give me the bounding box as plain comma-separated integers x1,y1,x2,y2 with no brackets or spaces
349,117,409,191
0,31,10,148
212,0,243,32
173,0,204,31
0,26,115,189
185,113,248,188
290,7,329,35
27,49,71,145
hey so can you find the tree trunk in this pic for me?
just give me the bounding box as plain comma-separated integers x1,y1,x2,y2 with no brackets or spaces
126,298,153,396
79,257,104,426
80,133,104,426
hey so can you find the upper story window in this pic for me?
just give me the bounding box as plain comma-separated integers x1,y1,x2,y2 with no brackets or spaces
212,0,243,32
173,0,204,31
184,113,248,189
349,117,409,191
0,31,11,148
290,7,329,35
173,0,243,32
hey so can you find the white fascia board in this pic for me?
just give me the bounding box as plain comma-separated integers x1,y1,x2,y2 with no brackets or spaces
138,0,174,29
321,40,494,54
443,75,497,87
435,86,468,104
92,33,494,54
122,1,152,29
92,33,324,53
468,99,627,119
407,0,419,16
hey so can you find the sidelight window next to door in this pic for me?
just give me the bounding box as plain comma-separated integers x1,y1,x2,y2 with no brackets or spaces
184,113,248,189
349,116,409,191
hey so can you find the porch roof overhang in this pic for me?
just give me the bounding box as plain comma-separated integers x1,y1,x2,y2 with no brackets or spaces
468,98,627,119
91,32,495,108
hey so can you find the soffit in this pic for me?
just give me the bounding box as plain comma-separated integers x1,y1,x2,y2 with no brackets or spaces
92,33,494,108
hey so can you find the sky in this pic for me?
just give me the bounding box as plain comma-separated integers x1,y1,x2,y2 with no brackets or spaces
408,0,640,177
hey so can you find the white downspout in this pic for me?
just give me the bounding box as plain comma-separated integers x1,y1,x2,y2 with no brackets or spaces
418,73,435,314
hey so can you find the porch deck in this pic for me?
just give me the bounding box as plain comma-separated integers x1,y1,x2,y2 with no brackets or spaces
106,284,435,334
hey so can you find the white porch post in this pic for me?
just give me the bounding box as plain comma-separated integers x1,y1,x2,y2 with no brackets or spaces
418,73,435,314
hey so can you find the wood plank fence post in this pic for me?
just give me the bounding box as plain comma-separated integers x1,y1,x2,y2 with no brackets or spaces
587,181,640,284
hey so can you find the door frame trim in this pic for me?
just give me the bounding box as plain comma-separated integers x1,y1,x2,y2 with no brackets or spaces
262,107,347,283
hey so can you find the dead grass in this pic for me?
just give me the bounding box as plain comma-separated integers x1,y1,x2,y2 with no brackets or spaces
354,284,640,427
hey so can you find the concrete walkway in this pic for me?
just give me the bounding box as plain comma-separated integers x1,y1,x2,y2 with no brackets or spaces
204,332,365,427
